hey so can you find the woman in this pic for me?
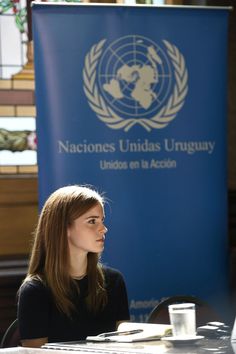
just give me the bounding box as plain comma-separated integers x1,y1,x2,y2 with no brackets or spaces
18,185,130,348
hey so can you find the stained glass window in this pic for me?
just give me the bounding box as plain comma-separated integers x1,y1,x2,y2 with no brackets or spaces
0,0,36,174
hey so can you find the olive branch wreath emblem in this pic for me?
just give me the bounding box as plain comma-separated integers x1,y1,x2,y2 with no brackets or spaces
83,39,188,132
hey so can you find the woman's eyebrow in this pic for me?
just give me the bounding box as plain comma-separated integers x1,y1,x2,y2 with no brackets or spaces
85,215,105,220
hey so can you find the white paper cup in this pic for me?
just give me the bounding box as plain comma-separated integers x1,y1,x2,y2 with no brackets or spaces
168,303,196,337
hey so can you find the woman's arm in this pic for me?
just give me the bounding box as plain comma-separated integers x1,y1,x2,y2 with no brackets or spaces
18,281,50,345
116,320,129,329
21,337,48,348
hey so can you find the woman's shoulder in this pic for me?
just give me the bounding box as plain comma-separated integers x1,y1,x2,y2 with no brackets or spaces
102,266,128,297
102,265,125,281
18,277,52,318
19,277,48,295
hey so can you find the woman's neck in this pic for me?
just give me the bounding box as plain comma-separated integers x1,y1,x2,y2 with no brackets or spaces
70,252,88,279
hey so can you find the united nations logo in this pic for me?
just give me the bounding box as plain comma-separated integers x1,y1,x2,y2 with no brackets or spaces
83,35,188,132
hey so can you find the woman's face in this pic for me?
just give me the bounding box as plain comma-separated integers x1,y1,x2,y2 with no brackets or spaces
67,203,108,255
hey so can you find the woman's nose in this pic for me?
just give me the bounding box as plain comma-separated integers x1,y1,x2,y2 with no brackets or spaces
101,224,108,234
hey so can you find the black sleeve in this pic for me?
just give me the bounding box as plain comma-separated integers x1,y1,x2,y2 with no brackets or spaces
115,272,130,321
17,280,51,340
104,267,130,321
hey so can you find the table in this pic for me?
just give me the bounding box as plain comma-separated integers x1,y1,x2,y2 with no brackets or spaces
0,338,235,354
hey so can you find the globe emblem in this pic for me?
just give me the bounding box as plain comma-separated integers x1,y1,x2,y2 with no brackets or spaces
83,37,188,131
97,35,172,119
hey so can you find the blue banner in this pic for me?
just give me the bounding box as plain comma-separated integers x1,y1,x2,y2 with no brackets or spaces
32,4,230,322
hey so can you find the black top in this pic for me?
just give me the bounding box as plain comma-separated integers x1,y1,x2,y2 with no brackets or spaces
17,266,130,342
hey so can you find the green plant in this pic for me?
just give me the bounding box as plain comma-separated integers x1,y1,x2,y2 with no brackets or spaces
0,0,27,33
0,0,82,36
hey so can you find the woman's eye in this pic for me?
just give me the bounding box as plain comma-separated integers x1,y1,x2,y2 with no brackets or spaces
88,219,96,224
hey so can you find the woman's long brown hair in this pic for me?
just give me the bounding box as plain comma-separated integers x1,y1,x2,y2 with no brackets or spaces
22,185,107,317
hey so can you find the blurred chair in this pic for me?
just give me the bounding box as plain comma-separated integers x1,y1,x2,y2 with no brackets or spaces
147,295,221,327
0,319,20,348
